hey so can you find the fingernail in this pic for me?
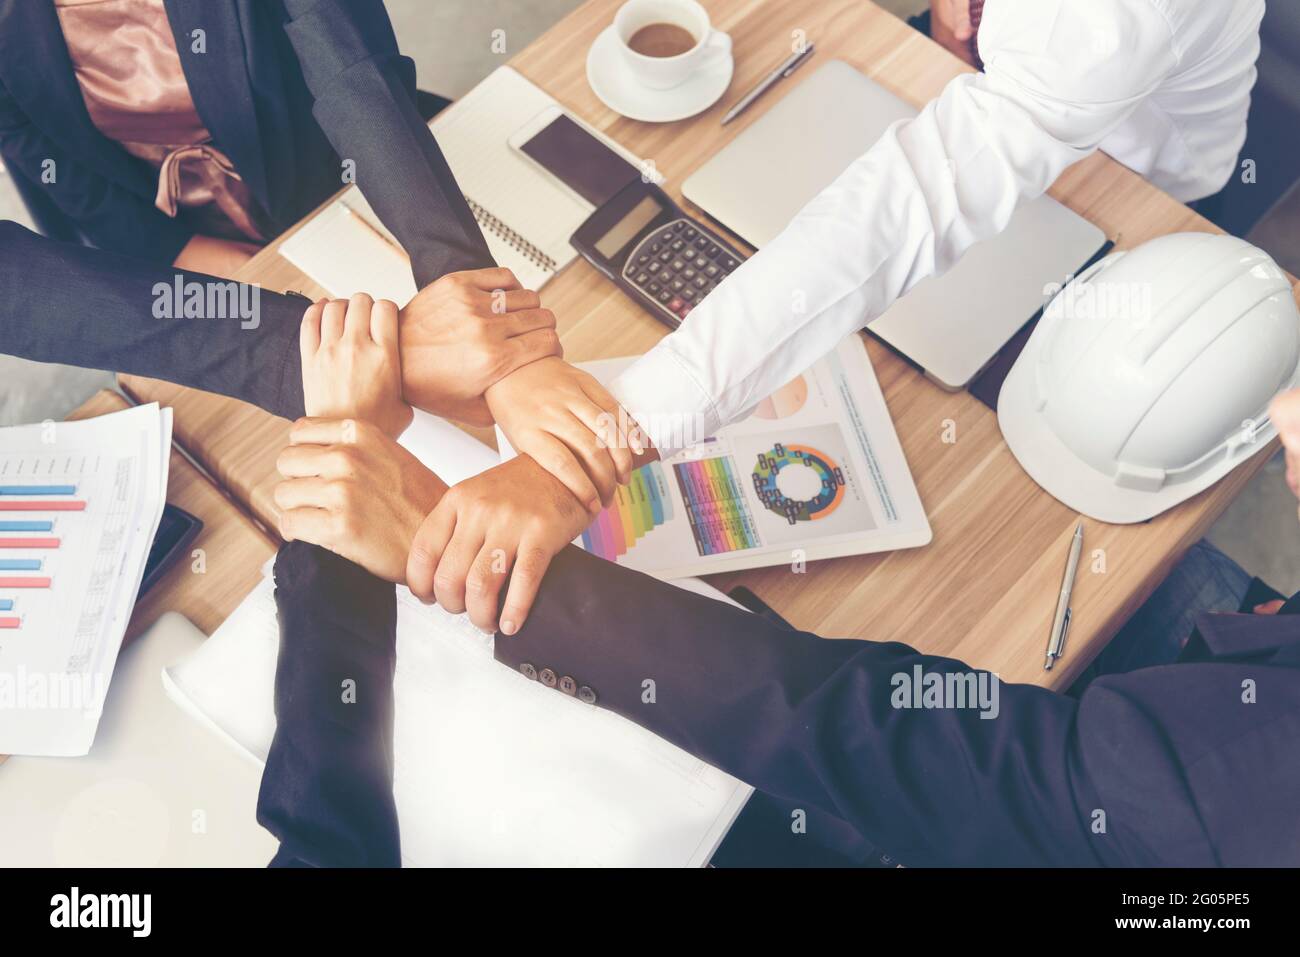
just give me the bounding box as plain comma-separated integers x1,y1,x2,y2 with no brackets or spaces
500,619,516,636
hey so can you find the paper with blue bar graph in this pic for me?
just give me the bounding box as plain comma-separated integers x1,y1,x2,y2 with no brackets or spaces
0,403,171,756
502,336,931,579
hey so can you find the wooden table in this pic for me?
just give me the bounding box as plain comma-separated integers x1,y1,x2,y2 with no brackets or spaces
123,0,1299,690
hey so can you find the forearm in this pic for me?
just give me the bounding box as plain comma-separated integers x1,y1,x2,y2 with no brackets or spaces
497,546,1097,866
609,8,1176,458
0,221,307,419
257,541,401,867
282,0,494,286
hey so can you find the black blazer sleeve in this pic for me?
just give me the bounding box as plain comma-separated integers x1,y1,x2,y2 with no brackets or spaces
0,77,194,263
257,542,401,867
280,0,495,286
493,547,1095,867
494,546,1300,867
0,219,307,419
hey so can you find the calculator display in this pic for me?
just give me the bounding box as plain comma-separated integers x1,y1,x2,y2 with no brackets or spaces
595,196,665,258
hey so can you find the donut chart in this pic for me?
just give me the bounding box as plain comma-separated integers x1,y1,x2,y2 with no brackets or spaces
752,443,845,524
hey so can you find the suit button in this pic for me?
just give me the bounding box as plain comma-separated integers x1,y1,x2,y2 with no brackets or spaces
519,663,537,681
539,668,558,688
577,685,597,705
558,675,577,696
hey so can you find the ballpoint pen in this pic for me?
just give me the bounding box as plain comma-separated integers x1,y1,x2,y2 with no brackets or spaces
1044,521,1084,671
721,42,817,126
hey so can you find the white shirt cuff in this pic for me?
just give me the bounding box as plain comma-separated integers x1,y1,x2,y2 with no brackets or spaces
609,343,722,460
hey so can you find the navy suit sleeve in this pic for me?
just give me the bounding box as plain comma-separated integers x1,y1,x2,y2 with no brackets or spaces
280,0,495,286
0,220,307,419
258,542,401,867
495,546,1104,867
0,78,193,263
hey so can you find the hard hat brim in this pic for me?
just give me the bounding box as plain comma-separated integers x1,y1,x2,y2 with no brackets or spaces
996,326,1277,525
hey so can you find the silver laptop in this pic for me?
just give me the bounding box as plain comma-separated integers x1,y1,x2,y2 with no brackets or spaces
682,60,1107,390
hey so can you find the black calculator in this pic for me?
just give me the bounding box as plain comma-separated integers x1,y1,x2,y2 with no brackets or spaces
571,179,749,329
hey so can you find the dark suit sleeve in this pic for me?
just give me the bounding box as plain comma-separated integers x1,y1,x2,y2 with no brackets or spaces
0,78,193,263
494,547,1103,867
0,219,307,419
280,0,495,286
257,541,401,867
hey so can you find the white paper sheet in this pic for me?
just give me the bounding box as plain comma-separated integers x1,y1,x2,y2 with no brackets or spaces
163,574,752,867
0,404,171,756
501,336,932,579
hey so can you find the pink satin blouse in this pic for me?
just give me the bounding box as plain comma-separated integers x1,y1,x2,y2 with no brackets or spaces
54,0,265,242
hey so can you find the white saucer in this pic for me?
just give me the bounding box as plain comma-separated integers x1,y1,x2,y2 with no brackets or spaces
586,25,734,123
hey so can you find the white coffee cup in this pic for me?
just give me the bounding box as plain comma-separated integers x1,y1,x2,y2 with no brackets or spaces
613,0,733,91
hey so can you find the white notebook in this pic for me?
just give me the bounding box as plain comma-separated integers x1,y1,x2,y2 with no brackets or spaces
162,573,753,867
281,67,636,300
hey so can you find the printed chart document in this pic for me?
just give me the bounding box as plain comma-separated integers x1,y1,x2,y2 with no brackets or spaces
164,574,752,867
0,404,172,756
504,335,932,578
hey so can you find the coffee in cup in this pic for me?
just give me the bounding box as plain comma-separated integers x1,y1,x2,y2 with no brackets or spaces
613,0,733,91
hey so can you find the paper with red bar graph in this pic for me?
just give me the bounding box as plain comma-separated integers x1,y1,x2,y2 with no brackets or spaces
0,404,171,756
500,336,931,580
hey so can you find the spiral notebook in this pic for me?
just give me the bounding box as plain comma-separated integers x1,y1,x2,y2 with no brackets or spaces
281,67,636,299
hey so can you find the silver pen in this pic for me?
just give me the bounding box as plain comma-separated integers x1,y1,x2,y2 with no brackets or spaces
1044,521,1084,671
721,43,817,126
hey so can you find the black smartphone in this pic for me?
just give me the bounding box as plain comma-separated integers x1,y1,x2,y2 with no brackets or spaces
513,108,640,207
138,504,203,598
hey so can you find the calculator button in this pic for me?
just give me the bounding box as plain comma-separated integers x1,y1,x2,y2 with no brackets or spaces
704,264,720,278
694,237,709,250
685,227,698,240
659,270,675,284
668,297,685,312
637,253,650,264
650,242,662,253
693,276,708,289
678,303,693,319
671,221,685,232
693,256,708,268
722,256,739,270
672,259,686,271
707,243,720,257
659,250,672,262
660,230,674,241
648,261,661,273
670,278,685,291
682,267,697,279
648,282,661,295
634,272,650,286
681,287,697,301
658,290,672,303
671,239,685,252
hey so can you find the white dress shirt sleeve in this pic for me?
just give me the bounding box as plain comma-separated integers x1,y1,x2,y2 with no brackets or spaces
610,0,1182,459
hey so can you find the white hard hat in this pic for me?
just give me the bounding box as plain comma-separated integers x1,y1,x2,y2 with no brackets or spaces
998,232,1300,524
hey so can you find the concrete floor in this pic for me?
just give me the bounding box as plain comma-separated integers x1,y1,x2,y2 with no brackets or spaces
3,0,1300,591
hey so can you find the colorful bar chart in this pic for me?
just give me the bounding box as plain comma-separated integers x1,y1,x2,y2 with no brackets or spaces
0,520,54,532
672,456,761,557
0,484,75,629
581,461,675,562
